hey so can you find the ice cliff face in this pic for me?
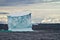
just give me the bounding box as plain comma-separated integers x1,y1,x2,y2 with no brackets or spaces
8,12,32,31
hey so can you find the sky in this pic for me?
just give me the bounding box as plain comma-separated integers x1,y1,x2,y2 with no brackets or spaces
0,0,60,23
0,0,60,6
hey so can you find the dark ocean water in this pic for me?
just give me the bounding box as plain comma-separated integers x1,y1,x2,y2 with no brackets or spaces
0,23,60,30
0,24,60,40
0,30,60,40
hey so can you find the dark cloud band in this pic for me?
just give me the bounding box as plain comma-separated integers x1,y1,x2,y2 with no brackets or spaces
0,0,60,6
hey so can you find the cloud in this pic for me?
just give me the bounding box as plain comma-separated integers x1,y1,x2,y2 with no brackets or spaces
0,0,34,6
0,0,60,6
0,0,6,3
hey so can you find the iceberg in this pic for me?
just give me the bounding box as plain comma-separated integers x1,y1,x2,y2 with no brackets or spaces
7,12,32,31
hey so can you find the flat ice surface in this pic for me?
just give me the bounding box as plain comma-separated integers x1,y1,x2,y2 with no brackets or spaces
8,12,31,16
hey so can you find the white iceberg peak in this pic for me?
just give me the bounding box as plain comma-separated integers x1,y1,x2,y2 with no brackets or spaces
8,11,31,16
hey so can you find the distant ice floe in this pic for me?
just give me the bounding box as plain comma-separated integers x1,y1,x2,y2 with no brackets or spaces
41,17,60,23
0,15,7,24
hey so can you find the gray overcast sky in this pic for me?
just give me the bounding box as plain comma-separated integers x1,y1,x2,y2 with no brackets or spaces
0,0,60,6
